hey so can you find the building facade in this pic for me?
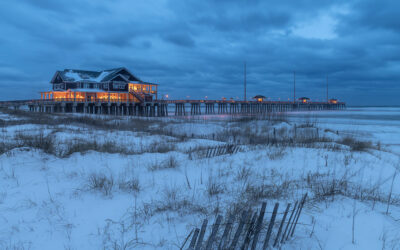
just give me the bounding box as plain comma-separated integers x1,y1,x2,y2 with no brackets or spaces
41,67,158,103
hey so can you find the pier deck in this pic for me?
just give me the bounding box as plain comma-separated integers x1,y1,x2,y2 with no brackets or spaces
0,99,346,117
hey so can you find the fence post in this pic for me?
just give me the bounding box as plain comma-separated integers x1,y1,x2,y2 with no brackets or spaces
241,211,258,249
250,202,267,250
217,145,223,155
386,171,397,214
195,219,208,250
212,146,217,157
273,203,291,247
205,215,223,250
188,228,200,249
181,229,194,250
286,201,300,241
281,201,298,243
290,193,307,237
229,209,249,249
218,213,235,250
262,203,279,250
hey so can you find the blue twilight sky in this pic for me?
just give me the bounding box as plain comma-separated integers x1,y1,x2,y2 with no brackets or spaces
0,0,399,106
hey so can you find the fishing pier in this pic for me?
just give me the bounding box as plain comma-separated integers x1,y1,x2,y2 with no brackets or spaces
17,98,345,117
0,67,346,116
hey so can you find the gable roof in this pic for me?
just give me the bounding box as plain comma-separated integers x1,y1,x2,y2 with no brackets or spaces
51,67,141,83
253,95,266,99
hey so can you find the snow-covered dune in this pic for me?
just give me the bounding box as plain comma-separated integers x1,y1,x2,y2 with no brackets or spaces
0,108,399,249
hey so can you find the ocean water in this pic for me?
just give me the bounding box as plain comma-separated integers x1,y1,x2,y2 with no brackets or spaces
288,107,400,153
288,107,400,125
169,106,400,153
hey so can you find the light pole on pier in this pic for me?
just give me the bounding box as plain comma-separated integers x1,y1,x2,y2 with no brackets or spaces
244,62,247,101
293,71,296,103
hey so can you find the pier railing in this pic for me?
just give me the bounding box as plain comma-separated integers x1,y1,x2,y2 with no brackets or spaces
1,98,346,117
4,98,345,105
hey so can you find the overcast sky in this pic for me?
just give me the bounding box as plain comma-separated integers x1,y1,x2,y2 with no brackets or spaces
0,0,399,105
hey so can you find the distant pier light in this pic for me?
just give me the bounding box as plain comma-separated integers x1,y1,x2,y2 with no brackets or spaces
298,97,310,103
329,98,338,104
252,95,266,102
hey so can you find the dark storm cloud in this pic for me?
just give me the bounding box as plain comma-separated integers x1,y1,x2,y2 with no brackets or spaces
0,0,399,105
163,32,196,48
339,0,400,32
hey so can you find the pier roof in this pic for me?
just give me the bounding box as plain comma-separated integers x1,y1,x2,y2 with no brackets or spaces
51,67,142,83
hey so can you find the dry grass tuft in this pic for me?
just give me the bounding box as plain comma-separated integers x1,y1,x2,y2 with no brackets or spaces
88,173,114,196
148,155,179,171
118,175,140,193
14,132,56,155
340,136,373,151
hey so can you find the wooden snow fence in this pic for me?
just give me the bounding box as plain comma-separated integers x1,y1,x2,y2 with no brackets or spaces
181,194,307,250
189,144,241,160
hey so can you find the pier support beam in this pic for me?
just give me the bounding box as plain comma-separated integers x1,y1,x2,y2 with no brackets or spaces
190,103,201,115
175,103,186,116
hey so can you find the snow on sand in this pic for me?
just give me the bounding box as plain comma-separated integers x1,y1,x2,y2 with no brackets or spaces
0,107,399,249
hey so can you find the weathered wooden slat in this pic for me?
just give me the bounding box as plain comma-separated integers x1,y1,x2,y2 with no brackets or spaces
217,145,223,155
181,229,194,250
212,146,217,157
262,203,279,250
250,202,267,250
195,219,208,250
229,210,249,249
218,213,235,250
226,145,232,154
189,228,200,249
241,211,257,250
205,215,223,250
281,201,297,243
285,201,299,241
290,193,307,237
273,203,291,247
